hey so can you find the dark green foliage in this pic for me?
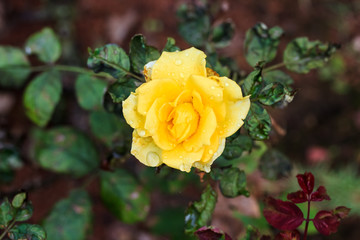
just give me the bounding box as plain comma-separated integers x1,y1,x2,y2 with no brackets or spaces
8,224,46,240
129,35,160,74
244,103,271,140
75,74,107,110
0,46,30,88
244,23,283,66
222,133,253,160
177,4,210,48
87,44,130,79
32,127,98,177
206,53,231,77
25,27,61,63
259,149,292,180
163,37,181,52
210,20,235,48
283,37,339,73
151,207,187,240
100,169,150,224
242,65,263,97
107,78,136,103
42,189,92,240
23,71,62,127
185,185,217,234
0,147,23,183
0,198,14,228
214,167,249,198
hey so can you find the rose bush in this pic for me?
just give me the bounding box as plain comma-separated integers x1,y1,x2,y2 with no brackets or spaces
122,47,250,172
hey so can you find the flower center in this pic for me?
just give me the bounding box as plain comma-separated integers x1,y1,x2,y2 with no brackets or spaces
167,102,199,142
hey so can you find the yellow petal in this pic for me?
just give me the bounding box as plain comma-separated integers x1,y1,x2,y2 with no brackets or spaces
200,132,221,163
163,144,204,172
131,131,163,167
193,137,225,173
218,96,251,137
137,79,181,115
151,47,207,85
216,76,244,100
143,60,156,81
186,75,223,102
122,93,145,129
183,106,217,152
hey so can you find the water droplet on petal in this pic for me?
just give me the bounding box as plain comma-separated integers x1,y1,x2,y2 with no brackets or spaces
185,53,189,57
138,130,146,137
179,155,183,159
179,163,190,172
225,82,229,87
129,120,134,125
146,152,160,166
208,149,214,155
204,165,211,173
175,59,182,65
211,86,215,90
180,73,185,78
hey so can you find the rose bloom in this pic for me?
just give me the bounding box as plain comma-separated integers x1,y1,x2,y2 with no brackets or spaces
122,47,250,172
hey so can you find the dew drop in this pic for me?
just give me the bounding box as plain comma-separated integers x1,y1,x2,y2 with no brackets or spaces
208,149,214,155
175,59,182,65
129,120,134,125
204,165,211,173
25,46,32,54
179,163,189,172
179,155,183,159
225,82,229,87
138,130,146,137
171,73,175,76
180,73,185,78
211,86,215,90
146,152,160,166
185,53,189,57
217,93,221,97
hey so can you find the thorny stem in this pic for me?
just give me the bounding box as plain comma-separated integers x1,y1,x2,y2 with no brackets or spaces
303,198,311,240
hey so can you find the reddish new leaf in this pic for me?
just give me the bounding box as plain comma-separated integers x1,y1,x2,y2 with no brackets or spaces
195,226,232,240
287,190,307,203
275,230,301,240
332,206,351,219
313,210,339,235
296,172,314,195
263,197,304,231
310,186,330,202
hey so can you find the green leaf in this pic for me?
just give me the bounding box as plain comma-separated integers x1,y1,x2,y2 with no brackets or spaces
222,133,253,160
0,198,15,228
8,224,46,240
12,193,26,208
151,207,187,240
89,110,131,147
262,71,295,107
100,169,150,224
34,127,98,177
259,149,292,180
75,74,107,110
163,37,180,52
15,201,33,222
218,167,249,198
257,83,286,106
210,20,235,48
107,78,136,103
244,23,283,67
129,34,160,74
23,71,62,127
87,44,130,79
25,27,61,63
0,147,23,183
283,37,339,73
42,189,92,240
177,4,210,48
242,225,262,240
0,46,30,88
184,185,217,234
206,53,231,77
244,103,271,140
263,70,293,86
242,65,264,98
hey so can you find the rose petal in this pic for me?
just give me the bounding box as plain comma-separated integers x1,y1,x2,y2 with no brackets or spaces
122,93,145,129
187,75,223,102
151,47,207,84
162,144,204,172
131,131,163,167
193,136,225,172
137,78,181,115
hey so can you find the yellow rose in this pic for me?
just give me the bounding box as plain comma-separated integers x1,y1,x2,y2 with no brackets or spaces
122,47,250,172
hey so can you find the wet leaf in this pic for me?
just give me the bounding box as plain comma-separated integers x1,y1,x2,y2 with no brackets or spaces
12,193,26,208
129,34,160,74
244,23,283,66
263,70,293,87
0,198,15,228
75,74,107,110
0,46,30,88
242,66,263,97
195,226,232,240
163,37,180,52
210,20,235,48
23,71,62,127
25,27,61,63
283,37,339,73
263,197,304,231
107,78,136,103
8,224,46,240
33,127,98,177
218,167,249,198
89,110,131,147
43,189,92,240
87,44,130,79
244,103,271,140
257,82,287,106
222,133,253,160
14,201,33,222
259,149,292,180
185,185,217,234
100,169,150,223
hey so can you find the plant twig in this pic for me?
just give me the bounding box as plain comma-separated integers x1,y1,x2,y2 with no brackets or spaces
303,199,311,240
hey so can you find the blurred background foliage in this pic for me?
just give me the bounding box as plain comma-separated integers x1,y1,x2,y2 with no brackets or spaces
0,0,360,239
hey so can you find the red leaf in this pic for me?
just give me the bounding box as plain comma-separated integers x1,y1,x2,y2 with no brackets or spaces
287,190,307,203
313,210,340,235
296,172,314,195
263,197,304,231
275,230,301,240
310,186,330,202
332,206,351,219
195,226,232,240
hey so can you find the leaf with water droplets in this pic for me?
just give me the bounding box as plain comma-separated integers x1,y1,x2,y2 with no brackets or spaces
107,77,137,103
244,103,271,140
163,37,180,52
8,224,46,240
75,74,107,110
100,169,150,223
217,167,249,198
